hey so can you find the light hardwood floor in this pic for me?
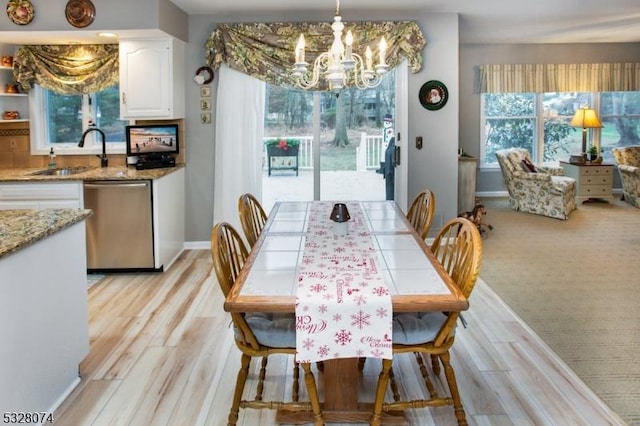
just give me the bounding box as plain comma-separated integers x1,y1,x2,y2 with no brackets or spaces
53,249,626,425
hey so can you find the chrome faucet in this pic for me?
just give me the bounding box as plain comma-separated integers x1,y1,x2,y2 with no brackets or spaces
78,126,108,167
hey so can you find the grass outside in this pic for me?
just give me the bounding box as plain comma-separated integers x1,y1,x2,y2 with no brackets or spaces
320,142,357,171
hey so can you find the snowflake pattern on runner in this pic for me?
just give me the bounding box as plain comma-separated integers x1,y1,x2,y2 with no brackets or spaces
351,310,371,329
296,201,392,362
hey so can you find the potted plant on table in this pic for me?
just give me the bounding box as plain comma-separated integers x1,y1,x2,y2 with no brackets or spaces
587,145,601,162
264,138,301,176
265,137,300,154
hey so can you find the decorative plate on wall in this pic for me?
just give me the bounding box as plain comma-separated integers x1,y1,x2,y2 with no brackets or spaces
419,80,449,111
6,0,34,25
65,0,95,28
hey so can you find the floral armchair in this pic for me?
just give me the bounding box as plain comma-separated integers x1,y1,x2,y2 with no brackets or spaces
612,146,640,208
495,148,577,220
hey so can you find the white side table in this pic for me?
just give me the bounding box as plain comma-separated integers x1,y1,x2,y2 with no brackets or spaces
560,161,614,203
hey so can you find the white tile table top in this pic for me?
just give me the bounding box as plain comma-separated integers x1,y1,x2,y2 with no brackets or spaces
226,201,467,313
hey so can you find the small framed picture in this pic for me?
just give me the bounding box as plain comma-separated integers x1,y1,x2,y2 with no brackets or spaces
200,86,211,97
419,80,448,111
200,99,211,111
201,112,211,124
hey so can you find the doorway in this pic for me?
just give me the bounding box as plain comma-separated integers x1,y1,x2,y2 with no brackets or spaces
262,68,404,212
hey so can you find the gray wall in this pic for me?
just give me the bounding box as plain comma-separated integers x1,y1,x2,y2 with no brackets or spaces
459,43,640,194
184,12,461,243
0,0,187,37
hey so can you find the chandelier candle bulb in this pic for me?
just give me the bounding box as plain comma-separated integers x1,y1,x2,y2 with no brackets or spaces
345,30,353,60
379,37,387,65
295,34,305,63
365,46,373,70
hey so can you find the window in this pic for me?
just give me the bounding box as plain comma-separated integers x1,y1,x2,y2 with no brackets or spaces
600,92,640,163
542,92,592,163
31,85,128,155
481,91,640,165
482,93,536,165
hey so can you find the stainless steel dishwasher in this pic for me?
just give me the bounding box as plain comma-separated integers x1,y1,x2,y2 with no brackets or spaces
83,180,154,272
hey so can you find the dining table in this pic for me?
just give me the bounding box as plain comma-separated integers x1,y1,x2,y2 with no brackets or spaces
224,200,468,424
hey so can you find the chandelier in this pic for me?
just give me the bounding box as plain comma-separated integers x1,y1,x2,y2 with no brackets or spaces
292,0,389,92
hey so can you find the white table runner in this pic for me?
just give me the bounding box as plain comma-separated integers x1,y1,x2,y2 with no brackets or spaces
295,201,392,363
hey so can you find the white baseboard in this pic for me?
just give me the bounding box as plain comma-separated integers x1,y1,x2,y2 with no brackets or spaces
475,191,508,198
184,241,210,250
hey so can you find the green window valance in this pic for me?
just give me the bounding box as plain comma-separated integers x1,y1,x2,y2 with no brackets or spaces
205,21,426,91
478,63,640,93
13,44,119,95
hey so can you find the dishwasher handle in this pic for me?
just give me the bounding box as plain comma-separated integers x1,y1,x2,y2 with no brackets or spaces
84,182,150,189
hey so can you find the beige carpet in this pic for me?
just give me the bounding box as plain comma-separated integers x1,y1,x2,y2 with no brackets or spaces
478,196,640,425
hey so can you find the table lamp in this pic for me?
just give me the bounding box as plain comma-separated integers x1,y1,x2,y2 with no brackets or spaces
570,107,603,162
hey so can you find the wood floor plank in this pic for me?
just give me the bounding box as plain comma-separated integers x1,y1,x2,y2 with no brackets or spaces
51,380,120,426
91,346,173,425
165,318,234,425
52,250,625,426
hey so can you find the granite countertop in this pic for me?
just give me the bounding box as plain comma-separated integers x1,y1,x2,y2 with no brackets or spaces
0,164,184,182
0,209,92,259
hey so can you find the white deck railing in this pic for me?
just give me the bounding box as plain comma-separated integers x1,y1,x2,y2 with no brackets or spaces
263,133,385,172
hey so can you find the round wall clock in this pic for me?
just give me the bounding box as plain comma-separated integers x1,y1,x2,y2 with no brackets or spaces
419,80,448,111
65,0,96,28
6,0,34,25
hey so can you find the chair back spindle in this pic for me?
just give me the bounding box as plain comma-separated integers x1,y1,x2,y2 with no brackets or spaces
406,189,436,240
238,193,268,248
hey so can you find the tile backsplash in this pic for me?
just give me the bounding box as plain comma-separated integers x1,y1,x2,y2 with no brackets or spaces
0,119,184,169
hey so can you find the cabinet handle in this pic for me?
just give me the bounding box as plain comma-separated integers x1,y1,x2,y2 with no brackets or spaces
122,92,126,104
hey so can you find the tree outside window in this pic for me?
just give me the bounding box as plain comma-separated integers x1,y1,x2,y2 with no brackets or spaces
482,93,535,165
482,91,640,165
600,92,640,163
44,85,126,145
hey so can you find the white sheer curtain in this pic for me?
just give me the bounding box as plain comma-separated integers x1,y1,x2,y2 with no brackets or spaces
213,65,265,232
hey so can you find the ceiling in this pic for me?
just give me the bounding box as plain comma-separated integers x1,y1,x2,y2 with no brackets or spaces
1,0,638,45
171,0,640,44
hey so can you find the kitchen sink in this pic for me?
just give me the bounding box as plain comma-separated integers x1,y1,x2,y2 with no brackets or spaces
29,166,93,176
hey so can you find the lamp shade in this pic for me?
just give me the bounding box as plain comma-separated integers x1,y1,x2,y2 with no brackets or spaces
570,107,603,129
330,203,350,223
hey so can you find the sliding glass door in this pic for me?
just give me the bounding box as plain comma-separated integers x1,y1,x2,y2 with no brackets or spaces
262,69,398,212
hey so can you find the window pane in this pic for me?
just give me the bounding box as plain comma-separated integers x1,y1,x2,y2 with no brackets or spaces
94,85,127,143
542,92,591,162
600,92,640,163
482,93,535,164
45,92,83,144
482,91,640,166
44,86,126,145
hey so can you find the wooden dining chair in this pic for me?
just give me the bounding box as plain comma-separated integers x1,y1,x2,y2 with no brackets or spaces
238,193,267,248
370,217,482,426
406,189,436,240
210,222,324,426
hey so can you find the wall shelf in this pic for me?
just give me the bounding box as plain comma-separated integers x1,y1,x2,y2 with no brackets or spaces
0,119,29,123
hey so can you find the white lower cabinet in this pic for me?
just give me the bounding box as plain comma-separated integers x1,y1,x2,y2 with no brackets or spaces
0,168,185,272
0,181,83,209
153,167,185,270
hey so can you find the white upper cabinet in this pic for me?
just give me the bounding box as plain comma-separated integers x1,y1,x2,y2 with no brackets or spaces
119,38,185,119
